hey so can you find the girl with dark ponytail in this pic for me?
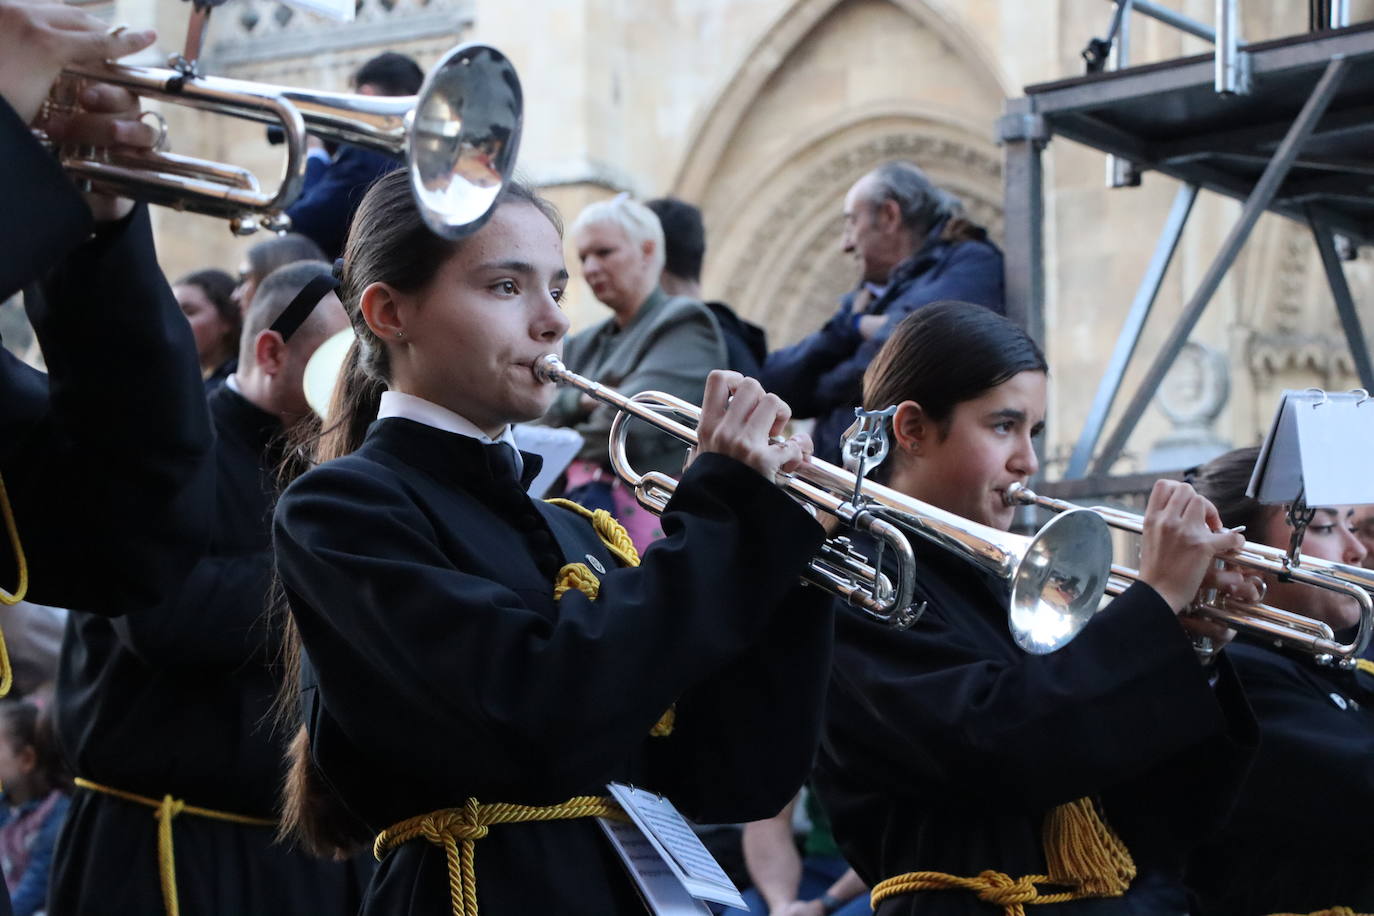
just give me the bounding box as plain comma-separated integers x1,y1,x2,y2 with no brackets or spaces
272,168,835,915
811,302,1263,916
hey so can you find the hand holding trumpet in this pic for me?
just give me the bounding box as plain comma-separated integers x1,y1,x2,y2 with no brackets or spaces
691,370,814,483
0,0,154,124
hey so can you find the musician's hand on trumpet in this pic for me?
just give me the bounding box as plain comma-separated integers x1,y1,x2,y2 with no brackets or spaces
691,370,814,483
45,82,164,223
1137,479,1270,657
1138,480,1246,614
0,0,153,125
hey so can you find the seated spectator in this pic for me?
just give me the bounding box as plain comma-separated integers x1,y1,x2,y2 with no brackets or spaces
761,161,1003,464
645,196,767,378
542,194,727,549
172,267,239,386
283,52,424,259
724,788,870,916
232,233,326,316
0,698,69,916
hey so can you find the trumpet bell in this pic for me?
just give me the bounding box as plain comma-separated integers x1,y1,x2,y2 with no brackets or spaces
409,44,523,239
1008,509,1114,654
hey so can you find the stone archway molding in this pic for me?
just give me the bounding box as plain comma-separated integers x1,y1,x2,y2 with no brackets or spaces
671,0,1011,204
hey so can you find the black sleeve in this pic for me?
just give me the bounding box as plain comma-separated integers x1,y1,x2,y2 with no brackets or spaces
0,97,91,301
109,548,274,668
13,204,214,614
826,582,1251,813
276,452,827,800
646,582,835,824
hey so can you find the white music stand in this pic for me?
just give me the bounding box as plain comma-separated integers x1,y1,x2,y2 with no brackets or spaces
1248,388,1374,563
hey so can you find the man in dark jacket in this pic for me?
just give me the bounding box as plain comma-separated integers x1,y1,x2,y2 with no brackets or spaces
284,52,424,259
761,161,1004,464
646,196,767,379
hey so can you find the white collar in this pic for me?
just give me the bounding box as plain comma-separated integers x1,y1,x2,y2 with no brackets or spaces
377,391,522,471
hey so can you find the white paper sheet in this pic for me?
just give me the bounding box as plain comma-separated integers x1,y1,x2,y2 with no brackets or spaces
1249,389,1374,506
513,425,585,498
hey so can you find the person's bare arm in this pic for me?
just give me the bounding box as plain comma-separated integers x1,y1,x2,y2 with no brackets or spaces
742,794,803,912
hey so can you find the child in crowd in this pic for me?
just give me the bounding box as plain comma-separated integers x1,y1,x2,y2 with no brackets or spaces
0,699,69,916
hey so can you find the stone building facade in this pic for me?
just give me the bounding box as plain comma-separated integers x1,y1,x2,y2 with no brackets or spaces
81,0,1374,480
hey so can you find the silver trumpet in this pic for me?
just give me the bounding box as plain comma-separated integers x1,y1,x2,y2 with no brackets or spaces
534,355,1115,637
43,41,521,237
1006,483,1374,667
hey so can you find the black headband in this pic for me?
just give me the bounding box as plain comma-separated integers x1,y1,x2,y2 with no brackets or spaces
268,273,340,342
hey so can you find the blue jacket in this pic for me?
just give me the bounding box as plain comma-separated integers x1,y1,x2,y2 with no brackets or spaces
285,146,399,259
761,228,1004,464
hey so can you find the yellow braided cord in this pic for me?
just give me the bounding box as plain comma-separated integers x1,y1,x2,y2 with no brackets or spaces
75,777,276,916
1356,659,1374,677
871,871,1075,916
1268,909,1366,916
373,795,626,916
650,707,676,736
545,499,674,735
553,563,600,602
871,797,1135,916
0,471,27,607
544,498,640,568
1040,797,1134,895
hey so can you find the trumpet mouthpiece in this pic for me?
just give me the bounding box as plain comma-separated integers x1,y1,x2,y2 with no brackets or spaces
532,353,565,383
1003,482,1032,506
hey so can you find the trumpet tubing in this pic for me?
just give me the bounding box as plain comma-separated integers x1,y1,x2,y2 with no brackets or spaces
1007,483,1373,667
45,43,522,238
534,355,1115,644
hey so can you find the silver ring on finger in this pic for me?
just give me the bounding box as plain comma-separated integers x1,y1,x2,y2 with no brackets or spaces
138,109,169,151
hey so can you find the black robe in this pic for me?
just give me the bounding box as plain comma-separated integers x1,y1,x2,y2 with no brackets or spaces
49,386,368,916
0,97,213,614
814,538,1258,915
273,417,834,915
1187,640,1374,914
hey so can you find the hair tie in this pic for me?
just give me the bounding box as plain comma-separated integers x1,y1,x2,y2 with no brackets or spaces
331,258,345,281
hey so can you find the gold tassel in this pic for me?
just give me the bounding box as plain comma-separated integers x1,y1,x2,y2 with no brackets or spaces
1041,797,1135,897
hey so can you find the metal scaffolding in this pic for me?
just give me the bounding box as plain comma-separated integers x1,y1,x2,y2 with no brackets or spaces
999,9,1374,496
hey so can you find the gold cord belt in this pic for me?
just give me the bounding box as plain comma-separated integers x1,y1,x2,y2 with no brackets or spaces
74,777,276,916
871,797,1136,916
374,795,626,916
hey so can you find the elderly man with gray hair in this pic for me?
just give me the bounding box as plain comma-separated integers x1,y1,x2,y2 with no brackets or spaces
543,194,728,545
762,160,1004,465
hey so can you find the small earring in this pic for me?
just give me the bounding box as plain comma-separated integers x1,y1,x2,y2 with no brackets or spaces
395,330,405,339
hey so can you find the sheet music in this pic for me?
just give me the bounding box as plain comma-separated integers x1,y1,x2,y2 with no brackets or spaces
598,819,717,916
606,783,748,910
1249,389,1374,506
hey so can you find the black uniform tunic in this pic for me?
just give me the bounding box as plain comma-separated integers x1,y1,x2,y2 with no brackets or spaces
814,538,1258,916
273,417,835,915
49,386,367,916
0,97,213,614
1187,640,1374,915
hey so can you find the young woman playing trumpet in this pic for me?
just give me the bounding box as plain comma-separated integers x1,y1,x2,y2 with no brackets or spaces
1186,447,1374,915
271,169,836,915
813,301,1262,916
